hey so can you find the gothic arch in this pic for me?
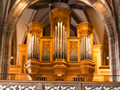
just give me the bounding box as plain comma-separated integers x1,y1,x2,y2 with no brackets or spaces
1,0,119,81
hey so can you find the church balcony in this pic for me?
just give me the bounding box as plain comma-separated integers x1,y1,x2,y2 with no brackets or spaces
0,80,120,90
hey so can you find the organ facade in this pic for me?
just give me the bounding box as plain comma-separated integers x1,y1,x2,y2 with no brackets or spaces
15,7,110,81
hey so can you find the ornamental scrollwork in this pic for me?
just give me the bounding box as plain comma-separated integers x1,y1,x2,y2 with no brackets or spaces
0,85,35,90
44,85,76,90
69,41,78,52
28,30,43,36
28,33,32,44
84,86,120,90
42,41,51,52
53,16,68,28
77,31,93,44
77,28,93,37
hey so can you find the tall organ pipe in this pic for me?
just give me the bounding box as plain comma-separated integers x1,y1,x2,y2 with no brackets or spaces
53,22,67,60
57,22,60,58
63,26,65,59
60,22,63,58
32,36,33,58
55,26,57,59
53,29,55,59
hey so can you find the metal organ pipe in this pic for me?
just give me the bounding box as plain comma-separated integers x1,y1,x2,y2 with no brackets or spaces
86,36,88,59
34,36,36,58
33,35,35,58
53,22,67,60
84,37,85,59
57,22,60,58
28,34,40,60
63,27,65,58
64,28,67,59
62,25,64,59
53,28,55,59
80,36,92,60
55,26,57,59
60,22,63,58
31,36,33,58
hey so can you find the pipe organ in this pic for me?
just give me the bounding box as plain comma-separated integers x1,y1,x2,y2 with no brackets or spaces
20,7,98,81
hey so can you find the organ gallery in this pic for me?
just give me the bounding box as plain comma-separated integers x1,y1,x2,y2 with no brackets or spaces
14,7,110,81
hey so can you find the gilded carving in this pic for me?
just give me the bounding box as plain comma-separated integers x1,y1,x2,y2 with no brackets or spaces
53,16,68,28
28,30,43,35
76,22,94,43
28,33,32,44
26,22,44,34
42,41,51,52
26,22,44,43
77,29,93,36
69,41,78,52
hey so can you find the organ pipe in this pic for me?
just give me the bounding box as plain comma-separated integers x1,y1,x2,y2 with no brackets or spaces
64,28,67,59
54,26,57,58
28,35,40,60
80,36,92,60
53,22,67,60
60,22,63,58
63,25,64,59
53,29,55,59
57,22,59,58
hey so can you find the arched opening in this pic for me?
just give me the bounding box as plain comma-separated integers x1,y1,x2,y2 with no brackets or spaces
1,0,119,82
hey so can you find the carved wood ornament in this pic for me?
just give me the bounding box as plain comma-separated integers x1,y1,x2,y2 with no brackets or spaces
42,41,51,52
69,41,78,52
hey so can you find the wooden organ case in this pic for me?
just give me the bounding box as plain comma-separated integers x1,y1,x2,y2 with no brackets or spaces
23,7,96,81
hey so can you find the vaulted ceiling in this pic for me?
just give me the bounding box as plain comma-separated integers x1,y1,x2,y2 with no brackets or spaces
16,1,105,46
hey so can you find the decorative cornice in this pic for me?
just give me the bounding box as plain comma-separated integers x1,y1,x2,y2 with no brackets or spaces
76,22,94,43
26,22,44,35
